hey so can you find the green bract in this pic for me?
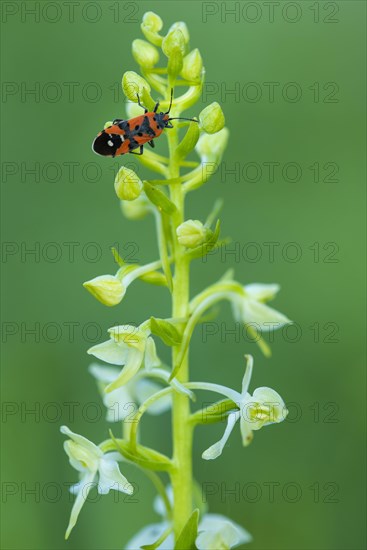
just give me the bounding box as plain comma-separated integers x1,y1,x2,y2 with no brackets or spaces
61,11,291,549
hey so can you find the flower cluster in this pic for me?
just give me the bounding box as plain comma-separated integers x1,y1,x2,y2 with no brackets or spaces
61,11,291,549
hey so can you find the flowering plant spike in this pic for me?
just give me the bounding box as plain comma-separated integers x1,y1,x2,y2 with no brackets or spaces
61,12,290,548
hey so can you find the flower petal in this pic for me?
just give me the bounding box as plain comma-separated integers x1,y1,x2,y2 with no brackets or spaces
97,456,134,495
239,415,254,446
88,362,121,383
104,385,135,422
135,379,171,414
197,514,252,549
243,299,291,330
241,355,253,395
60,426,102,458
87,339,129,366
244,283,280,302
144,336,161,369
125,522,173,550
105,348,144,393
202,411,240,460
65,471,96,539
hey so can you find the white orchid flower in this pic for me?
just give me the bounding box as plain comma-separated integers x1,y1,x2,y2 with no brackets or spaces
89,363,171,422
126,487,251,549
60,426,133,539
87,324,160,393
232,283,290,331
202,355,288,460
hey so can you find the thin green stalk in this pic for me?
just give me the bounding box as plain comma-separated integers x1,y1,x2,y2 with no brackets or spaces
167,101,193,540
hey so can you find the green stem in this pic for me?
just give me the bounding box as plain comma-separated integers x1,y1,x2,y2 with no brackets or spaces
167,99,193,540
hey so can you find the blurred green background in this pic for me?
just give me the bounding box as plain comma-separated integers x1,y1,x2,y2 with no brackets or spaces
1,1,366,549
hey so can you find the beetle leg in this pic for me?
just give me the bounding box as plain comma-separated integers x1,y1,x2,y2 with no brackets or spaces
153,101,160,113
148,140,155,148
136,93,148,113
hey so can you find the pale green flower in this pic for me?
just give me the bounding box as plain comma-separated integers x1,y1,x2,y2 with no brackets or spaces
87,324,160,392
120,193,151,220
132,39,159,68
60,426,133,539
126,487,251,549
83,275,125,306
181,48,203,83
89,363,171,422
122,71,151,102
140,11,163,46
202,356,288,460
114,166,143,201
196,128,229,163
233,283,290,331
199,102,225,134
176,219,211,248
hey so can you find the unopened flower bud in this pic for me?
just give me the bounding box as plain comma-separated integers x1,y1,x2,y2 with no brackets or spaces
162,27,186,57
120,195,151,220
196,127,229,162
199,102,225,134
168,22,189,46
115,167,143,201
176,220,210,248
141,12,163,46
181,49,203,83
122,71,151,102
132,39,159,69
83,275,125,306
125,100,144,119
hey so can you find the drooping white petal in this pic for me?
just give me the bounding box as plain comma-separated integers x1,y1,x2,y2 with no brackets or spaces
135,379,171,414
144,337,161,369
244,283,280,302
87,339,129,366
125,521,173,550
65,471,96,539
197,514,252,549
202,411,240,460
104,385,135,422
105,348,144,393
242,299,291,330
88,363,121,384
97,456,134,495
153,485,174,517
239,414,254,447
241,355,253,395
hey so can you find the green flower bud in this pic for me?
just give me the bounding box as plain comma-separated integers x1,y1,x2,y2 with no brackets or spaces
167,46,183,83
196,127,229,162
181,49,203,83
83,275,125,307
120,195,151,220
104,121,113,129
168,22,190,46
122,71,151,102
115,166,143,201
141,11,163,46
176,220,211,248
162,27,186,57
199,102,225,134
125,100,144,119
132,39,159,69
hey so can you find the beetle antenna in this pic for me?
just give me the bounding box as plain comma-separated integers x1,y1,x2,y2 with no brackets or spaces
165,88,174,114
169,117,199,122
